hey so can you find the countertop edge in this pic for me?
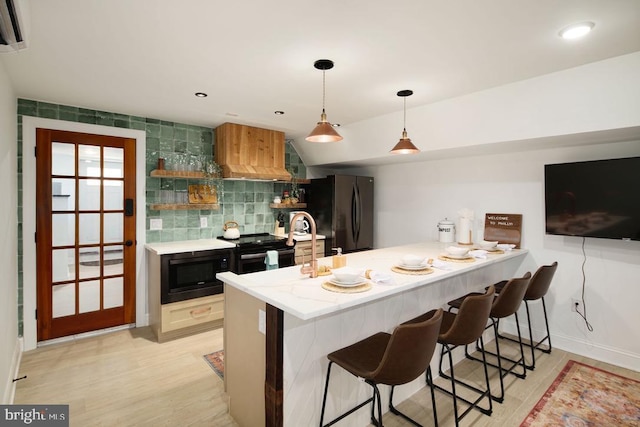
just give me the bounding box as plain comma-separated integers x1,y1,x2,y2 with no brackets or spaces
145,239,237,255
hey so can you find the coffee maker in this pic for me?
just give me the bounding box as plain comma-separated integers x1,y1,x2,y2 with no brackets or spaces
289,211,310,235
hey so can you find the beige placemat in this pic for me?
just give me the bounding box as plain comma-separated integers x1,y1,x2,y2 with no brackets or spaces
472,248,505,255
438,255,476,263
391,266,434,275
322,281,372,293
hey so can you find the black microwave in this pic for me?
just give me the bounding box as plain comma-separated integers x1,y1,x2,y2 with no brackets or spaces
160,249,234,304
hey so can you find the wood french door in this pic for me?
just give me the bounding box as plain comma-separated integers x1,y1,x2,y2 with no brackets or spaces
36,129,137,341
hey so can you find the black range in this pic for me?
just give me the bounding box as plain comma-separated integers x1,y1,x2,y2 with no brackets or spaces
219,233,296,274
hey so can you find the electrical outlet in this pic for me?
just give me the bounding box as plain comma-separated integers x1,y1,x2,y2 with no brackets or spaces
571,298,581,312
200,217,208,228
150,218,162,230
258,309,266,335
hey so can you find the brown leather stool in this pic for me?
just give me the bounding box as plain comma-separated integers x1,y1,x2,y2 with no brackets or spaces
404,286,495,427
492,262,558,370
448,273,531,402
319,309,443,427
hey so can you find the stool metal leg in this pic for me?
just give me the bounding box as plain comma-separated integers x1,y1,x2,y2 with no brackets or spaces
319,361,376,427
497,298,552,370
434,341,493,426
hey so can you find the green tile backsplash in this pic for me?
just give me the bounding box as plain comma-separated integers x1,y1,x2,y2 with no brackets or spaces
16,98,306,335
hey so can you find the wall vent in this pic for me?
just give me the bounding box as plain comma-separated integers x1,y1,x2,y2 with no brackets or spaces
0,0,28,52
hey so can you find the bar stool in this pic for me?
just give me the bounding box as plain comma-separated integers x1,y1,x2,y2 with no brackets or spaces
319,308,443,427
492,262,558,370
447,273,531,403
404,286,495,427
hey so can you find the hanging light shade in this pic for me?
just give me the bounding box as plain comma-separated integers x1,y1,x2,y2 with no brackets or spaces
390,89,420,155
306,59,343,143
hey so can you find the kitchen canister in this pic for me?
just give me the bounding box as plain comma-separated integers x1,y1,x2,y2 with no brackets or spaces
438,218,455,243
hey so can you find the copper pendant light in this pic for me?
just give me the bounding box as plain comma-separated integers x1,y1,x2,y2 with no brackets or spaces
306,59,343,143
390,89,420,154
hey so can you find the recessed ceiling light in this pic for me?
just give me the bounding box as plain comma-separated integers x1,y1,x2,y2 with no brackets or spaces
195,92,208,98
559,22,595,40
274,111,285,115
332,123,341,127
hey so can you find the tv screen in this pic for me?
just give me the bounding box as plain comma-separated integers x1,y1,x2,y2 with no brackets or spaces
544,156,640,241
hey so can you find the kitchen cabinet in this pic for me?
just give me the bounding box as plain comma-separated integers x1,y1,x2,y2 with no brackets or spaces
147,249,225,342
149,169,220,211
294,239,325,265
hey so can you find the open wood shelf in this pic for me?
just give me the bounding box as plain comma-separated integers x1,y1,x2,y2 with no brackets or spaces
150,170,210,179
150,203,220,211
269,203,307,209
150,169,309,183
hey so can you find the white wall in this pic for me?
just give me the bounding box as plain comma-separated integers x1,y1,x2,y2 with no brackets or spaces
354,140,640,370
0,60,19,403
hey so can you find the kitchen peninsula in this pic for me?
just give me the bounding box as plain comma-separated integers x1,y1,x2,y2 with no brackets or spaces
218,242,528,427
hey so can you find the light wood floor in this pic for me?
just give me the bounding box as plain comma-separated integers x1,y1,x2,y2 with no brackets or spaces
14,326,639,426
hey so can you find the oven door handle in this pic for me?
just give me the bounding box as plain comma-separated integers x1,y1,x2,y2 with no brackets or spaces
240,253,267,261
240,248,296,261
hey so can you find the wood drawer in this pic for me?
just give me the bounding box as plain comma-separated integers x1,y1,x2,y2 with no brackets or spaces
294,240,325,265
161,295,224,333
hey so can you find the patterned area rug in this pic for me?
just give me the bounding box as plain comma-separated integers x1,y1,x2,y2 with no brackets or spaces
203,350,224,380
521,360,640,426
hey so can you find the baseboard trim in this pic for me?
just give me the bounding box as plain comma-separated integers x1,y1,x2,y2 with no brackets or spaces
500,320,640,371
2,337,23,404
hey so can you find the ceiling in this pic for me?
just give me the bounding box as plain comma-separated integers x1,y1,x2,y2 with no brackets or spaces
2,1,640,154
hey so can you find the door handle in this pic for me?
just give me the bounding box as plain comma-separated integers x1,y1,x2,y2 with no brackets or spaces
125,240,134,247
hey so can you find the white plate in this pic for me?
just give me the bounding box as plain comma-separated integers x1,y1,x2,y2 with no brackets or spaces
328,278,367,288
442,253,472,260
396,263,430,271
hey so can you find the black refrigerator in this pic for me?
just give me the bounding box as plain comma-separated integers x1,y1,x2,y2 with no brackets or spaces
307,175,374,256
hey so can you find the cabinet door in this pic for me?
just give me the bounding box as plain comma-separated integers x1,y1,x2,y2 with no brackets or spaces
295,240,325,265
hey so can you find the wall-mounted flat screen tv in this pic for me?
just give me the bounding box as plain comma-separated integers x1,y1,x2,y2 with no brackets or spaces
544,156,640,241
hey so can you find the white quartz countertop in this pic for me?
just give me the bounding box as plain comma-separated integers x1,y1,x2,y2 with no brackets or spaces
218,241,528,320
144,238,237,255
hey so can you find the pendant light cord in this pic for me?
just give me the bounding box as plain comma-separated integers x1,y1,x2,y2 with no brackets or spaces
322,70,326,113
403,97,407,133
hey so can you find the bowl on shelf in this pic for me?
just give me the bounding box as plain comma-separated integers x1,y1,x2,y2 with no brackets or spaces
332,267,364,283
401,254,426,266
478,240,499,250
445,246,469,257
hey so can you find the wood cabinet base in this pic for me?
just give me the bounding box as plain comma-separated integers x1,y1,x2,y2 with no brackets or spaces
152,294,224,343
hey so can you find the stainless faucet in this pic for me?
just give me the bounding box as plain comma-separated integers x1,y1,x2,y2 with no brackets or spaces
287,212,318,278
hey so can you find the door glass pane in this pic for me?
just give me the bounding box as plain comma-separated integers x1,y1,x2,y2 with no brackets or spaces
79,178,101,210
51,142,75,176
104,213,123,243
104,147,124,178
104,181,123,210
78,145,101,177
104,245,123,275
52,249,75,282
52,178,75,211
79,280,101,313
79,213,100,244
52,283,75,318
104,277,123,309
52,214,75,246
79,246,101,280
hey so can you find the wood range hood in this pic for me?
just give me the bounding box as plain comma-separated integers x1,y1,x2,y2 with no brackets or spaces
214,122,292,182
